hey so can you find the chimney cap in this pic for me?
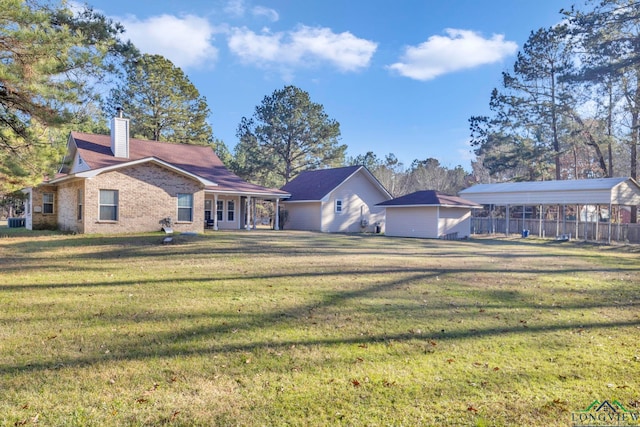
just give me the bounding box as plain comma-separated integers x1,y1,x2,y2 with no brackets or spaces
116,107,124,118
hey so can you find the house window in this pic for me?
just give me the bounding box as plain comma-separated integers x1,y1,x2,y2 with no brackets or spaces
335,199,343,213
99,190,118,221
204,199,212,221
227,200,235,221
77,189,83,221
177,193,193,222
43,193,54,214
216,200,223,221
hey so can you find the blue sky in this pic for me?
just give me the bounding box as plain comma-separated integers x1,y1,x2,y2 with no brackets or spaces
83,0,574,171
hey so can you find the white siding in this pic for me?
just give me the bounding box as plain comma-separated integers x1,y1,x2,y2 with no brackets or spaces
384,207,438,238
384,206,472,239
613,181,640,205
69,152,90,174
110,117,129,158
323,170,390,233
284,202,321,231
438,207,472,238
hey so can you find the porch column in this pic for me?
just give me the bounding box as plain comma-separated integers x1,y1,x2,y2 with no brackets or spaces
214,194,219,231
245,196,251,230
252,199,257,229
274,199,280,230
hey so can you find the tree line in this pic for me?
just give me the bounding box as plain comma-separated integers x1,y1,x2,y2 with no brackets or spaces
470,0,640,187
2,0,638,211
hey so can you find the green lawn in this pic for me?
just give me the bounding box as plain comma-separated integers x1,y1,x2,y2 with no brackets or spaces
0,229,638,426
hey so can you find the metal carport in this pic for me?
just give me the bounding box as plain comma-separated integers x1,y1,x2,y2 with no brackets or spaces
459,177,640,243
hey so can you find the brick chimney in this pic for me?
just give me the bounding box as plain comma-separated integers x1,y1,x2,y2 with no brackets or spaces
110,107,129,158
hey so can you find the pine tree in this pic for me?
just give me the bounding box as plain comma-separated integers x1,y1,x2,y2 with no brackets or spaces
105,54,214,145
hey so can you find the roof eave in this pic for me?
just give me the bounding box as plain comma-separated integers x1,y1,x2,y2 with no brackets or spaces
205,189,290,198
75,157,217,186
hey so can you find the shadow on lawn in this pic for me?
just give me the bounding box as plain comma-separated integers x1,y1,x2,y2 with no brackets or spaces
3,230,637,276
1,263,639,375
2,231,639,376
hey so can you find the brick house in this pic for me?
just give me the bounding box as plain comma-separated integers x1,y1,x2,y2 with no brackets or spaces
24,116,289,234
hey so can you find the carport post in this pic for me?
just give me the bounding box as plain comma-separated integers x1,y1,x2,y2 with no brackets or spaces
607,203,612,244
595,205,599,242
506,204,510,236
575,204,579,240
539,205,543,237
274,199,280,230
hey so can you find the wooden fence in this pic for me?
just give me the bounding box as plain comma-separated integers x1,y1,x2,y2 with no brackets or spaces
471,218,640,244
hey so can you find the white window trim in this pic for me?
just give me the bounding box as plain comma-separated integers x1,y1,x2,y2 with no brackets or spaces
204,199,213,221
227,200,235,222
216,200,224,221
43,192,54,215
77,189,83,221
98,189,118,222
335,199,343,213
177,193,194,223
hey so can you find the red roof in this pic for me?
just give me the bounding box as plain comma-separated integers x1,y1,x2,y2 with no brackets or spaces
68,132,288,197
377,190,481,208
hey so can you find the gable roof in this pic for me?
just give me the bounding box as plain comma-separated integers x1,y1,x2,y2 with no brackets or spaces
377,190,481,208
55,132,289,198
280,165,391,201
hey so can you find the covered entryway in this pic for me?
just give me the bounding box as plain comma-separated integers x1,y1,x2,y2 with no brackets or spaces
204,191,288,231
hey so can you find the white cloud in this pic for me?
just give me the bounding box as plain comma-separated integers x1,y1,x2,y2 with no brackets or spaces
120,14,219,69
252,6,279,22
223,0,278,22
228,25,377,74
388,29,518,81
224,0,246,17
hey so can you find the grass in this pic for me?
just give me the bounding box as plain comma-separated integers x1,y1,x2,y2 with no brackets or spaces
0,228,639,426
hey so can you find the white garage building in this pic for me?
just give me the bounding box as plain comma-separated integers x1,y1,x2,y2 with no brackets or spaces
376,190,481,239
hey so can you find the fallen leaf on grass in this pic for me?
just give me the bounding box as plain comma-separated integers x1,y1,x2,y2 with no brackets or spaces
446,358,455,364
351,379,361,387
145,383,159,394
467,405,478,412
170,410,180,421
